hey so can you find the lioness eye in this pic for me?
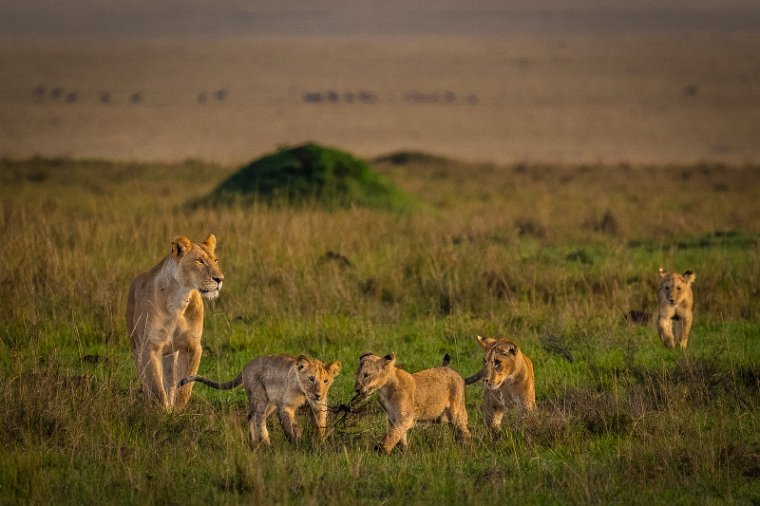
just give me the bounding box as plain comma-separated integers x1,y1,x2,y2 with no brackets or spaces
323,379,328,384
494,359,501,366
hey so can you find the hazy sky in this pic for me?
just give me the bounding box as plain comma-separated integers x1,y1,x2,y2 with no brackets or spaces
2,0,759,38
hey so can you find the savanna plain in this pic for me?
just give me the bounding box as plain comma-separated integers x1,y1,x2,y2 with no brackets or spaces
1,154,759,504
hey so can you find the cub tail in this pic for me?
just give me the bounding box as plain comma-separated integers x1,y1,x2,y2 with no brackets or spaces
441,353,451,367
178,373,243,390
464,369,485,385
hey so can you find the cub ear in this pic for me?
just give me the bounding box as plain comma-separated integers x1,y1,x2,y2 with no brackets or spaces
296,354,310,370
327,361,342,377
506,343,518,356
476,335,496,349
683,270,696,284
171,236,192,258
359,351,373,362
658,267,667,279
203,233,217,252
383,352,396,366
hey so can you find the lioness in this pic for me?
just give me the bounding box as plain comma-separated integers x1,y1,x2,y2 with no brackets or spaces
178,354,341,446
657,268,696,349
126,234,224,410
465,335,535,431
354,352,471,453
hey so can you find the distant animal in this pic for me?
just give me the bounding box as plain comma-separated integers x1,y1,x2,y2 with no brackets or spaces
126,234,224,410
130,92,143,103
657,268,696,349
354,352,471,453
213,88,228,101
179,354,341,447
465,335,535,431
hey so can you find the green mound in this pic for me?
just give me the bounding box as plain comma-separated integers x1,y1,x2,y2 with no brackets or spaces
198,143,414,211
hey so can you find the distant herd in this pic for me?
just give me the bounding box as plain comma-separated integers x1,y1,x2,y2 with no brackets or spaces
127,234,695,452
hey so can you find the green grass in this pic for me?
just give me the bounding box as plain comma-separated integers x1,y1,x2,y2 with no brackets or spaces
0,156,759,504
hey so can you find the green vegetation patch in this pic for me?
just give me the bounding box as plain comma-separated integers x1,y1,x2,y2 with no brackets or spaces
196,143,414,211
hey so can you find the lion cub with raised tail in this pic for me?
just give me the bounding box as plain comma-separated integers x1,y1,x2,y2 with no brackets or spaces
657,268,696,349
179,354,341,447
354,352,471,453
465,335,536,431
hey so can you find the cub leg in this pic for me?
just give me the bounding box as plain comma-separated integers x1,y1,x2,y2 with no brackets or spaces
484,392,505,433
278,407,302,444
310,404,328,442
679,313,693,349
657,316,676,349
380,420,413,453
248,403,272,447
450,406,472,444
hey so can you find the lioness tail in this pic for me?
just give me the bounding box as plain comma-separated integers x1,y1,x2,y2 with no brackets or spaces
178,373,243,390
464,369,485,385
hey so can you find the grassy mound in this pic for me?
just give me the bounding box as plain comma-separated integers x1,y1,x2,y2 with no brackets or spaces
199,143,414,211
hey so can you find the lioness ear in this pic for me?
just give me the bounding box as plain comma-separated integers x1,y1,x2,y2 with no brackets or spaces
683,270,696,284
506,343,518,356
658,267,667,279
383,352,396,366
296,354,310,370
327,361,342,377
476,335,496,349
171,236,192,258
203,233,217,252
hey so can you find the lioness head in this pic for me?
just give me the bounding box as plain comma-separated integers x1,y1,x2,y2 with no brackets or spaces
170,234,224,300
354,352,396,397
295,355,341,405
658,268,696,306
476,335,522,390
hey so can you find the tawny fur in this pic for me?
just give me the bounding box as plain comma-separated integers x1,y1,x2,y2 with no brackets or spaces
657,268,696,349
465,335,536,431
126,234,224,410
354,352,471,453
179,354,341,447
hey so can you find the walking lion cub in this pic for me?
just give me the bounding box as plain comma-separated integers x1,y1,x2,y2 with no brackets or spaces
354,352,471,453
179,354,341,447
465,335,536,431
657,268,696,349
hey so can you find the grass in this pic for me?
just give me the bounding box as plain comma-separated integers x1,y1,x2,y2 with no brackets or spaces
0,155,759,504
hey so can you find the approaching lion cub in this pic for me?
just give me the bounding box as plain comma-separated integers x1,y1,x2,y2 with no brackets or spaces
465,335,535,431
657,268,696,349
127,234,224,410
354,352,471,453
179,354,341,447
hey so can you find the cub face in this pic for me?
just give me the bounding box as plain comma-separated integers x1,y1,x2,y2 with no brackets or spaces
354,352,396,397
477,335,521,390
295,355,341,405
658,268,696,306
172,234,225,300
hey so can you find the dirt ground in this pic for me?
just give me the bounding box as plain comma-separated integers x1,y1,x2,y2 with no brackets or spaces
1,31,758,164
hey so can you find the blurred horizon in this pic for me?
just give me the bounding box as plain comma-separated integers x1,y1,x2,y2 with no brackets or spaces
2,0,760,39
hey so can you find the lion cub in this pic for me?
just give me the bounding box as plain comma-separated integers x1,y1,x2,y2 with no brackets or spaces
465,335,536,431
354,352,471,453
179,354,341,447
657,268,696,349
